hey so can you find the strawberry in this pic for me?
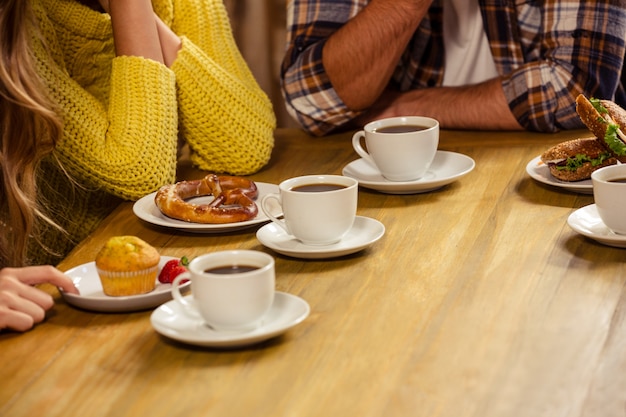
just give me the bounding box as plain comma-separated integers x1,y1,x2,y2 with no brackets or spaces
158,256,189,284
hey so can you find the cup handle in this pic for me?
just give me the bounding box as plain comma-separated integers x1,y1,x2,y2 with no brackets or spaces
171,272,200,319
261,193,290,234
352,130,376,166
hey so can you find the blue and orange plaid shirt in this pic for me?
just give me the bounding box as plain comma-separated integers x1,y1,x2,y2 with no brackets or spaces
281,0,626,136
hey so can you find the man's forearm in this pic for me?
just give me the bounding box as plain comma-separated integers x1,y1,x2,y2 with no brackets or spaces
322,0,431,111
362,77,523,130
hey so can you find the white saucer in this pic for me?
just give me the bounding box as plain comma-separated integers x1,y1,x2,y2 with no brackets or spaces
150,292,310,348
342,151,475,194
61,256,191,312
132,182,280,233
567,204,626,248
526,156,593,194
256,216,385,259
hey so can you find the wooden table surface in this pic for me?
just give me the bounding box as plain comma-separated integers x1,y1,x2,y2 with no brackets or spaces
2,128,625,417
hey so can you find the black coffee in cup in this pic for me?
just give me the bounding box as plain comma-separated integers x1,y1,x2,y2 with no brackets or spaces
373,125,429,134
290,183,346,192
204,265,259,274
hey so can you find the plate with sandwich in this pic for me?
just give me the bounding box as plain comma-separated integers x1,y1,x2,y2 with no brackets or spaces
527,94,626,193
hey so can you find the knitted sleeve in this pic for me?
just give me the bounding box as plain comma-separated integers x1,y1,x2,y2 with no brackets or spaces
51,57,179,200
167,0,276,175
32,0,181,201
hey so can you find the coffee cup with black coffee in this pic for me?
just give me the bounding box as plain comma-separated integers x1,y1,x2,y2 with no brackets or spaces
260,174,358,245
352,116,439,181
171,250,275,332
591,164,626,234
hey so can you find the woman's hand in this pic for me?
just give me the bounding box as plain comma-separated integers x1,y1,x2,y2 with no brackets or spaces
97,0,110,13
106,0,165,64
0,266,78,332
103,0,181,66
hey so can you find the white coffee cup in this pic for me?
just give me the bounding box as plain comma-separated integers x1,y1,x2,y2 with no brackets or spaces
352,116,439,181
171,250,275,332
591,164,626,234
261,174,358,245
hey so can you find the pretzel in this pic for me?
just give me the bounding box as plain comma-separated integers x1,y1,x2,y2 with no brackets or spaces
154,175,258,224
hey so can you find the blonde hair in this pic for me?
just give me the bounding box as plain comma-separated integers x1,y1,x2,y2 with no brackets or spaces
0,0,63,266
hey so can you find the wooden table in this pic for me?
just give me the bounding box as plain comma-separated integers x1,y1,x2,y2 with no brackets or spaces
2,128,625,417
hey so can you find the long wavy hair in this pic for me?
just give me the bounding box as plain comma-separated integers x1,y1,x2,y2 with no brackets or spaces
0,0,63,267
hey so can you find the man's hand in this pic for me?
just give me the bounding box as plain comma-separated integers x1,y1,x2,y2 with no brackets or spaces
356,78,523,131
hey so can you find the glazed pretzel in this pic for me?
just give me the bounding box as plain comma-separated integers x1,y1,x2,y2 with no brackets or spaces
155,174,258,224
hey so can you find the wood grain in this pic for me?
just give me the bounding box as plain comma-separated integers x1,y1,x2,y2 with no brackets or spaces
2,128,625,417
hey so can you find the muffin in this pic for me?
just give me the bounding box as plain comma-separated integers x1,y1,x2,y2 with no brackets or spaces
95,236,160,296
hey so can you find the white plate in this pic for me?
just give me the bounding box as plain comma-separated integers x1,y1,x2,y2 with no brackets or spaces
151,291,310,348
342,151,475,194
256,216,385,259
62,256,190,312
567,204,626,248
132,182,280,233
526,156,593,194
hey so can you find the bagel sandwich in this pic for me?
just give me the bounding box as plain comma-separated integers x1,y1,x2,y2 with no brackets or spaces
540,137,617,182
575,94,626,162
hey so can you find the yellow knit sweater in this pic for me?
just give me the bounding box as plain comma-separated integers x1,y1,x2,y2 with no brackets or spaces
27,0,276,265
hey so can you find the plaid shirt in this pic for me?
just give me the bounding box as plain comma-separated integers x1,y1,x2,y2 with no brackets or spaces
281,0,626,136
